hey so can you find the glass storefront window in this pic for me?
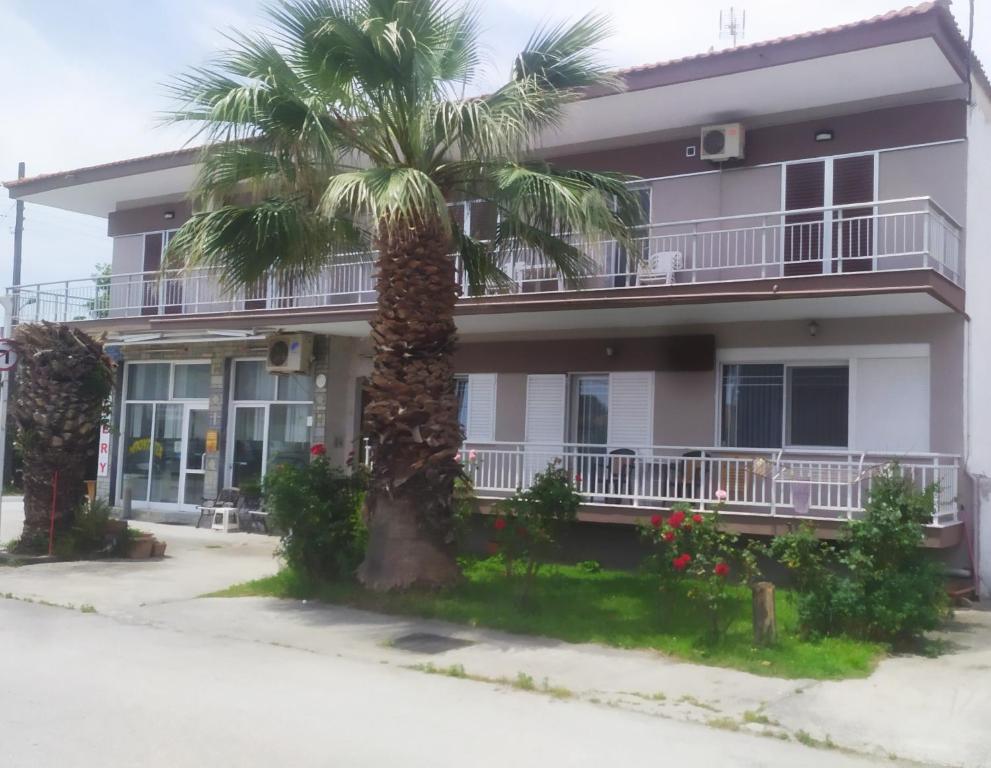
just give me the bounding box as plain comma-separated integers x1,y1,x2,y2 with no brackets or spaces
233,360,272,400
121,362,210,509
121,403,154,502
277,373,313,402
267,404,312,472
126,363,170,400
173,364,210,399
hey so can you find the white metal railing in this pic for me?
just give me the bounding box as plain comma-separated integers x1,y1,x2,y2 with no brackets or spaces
452,442,960,526
7,197,962,323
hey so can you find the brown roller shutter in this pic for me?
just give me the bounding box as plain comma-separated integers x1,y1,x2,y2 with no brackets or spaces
832,155,875,272
783,161,825,276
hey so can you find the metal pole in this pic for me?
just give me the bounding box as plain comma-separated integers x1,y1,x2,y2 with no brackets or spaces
0,295,13,540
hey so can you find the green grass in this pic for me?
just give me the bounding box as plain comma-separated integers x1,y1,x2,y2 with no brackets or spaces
207,558,883,679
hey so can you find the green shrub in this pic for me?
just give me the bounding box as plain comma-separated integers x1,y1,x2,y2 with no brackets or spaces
492,460,581,600
769,467,949,644
53,499,127,559
264,457,368,582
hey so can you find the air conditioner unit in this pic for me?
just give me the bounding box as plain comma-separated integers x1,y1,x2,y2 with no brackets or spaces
700,122,745,161
265,333,313,374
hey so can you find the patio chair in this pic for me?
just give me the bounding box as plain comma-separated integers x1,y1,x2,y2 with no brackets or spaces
637,251,683,286
195,487,240,529
607,448,637,503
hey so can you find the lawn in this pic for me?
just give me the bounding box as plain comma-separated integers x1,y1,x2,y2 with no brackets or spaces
209,557,883,680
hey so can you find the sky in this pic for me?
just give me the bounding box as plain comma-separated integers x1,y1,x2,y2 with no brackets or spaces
1,0,989,287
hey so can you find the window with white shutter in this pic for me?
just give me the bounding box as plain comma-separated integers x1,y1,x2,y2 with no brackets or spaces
465,373,497,442
607,372,654,451
524,374,567,479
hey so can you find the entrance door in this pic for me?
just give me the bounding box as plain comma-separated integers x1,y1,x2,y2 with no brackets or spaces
783,155,875,276
181,408,209,506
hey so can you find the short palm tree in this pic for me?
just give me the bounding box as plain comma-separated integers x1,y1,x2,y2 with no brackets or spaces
168,0,643,589
11,323,114,552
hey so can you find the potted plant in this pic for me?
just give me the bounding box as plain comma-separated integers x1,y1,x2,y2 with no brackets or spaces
126,529,155,559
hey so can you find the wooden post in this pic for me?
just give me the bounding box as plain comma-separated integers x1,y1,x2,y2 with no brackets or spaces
751,581,777,646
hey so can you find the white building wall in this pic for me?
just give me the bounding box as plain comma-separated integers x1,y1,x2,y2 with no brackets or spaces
964,83,991,596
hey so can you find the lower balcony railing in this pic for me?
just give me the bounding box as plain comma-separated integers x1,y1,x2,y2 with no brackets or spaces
450,442,960,526
7,197,962,323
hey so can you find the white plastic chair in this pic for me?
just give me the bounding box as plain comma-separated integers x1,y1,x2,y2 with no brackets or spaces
637,251,683,285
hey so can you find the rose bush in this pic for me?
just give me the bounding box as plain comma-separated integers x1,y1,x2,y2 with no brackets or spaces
641,495,745,640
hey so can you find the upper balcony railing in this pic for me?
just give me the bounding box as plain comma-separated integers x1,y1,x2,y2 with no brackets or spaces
8,197,962,324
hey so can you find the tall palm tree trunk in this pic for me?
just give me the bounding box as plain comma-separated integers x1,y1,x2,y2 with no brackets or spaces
358,219,463,589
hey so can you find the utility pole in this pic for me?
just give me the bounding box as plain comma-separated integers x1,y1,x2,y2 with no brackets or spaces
1,162,24,504
12,162,23,291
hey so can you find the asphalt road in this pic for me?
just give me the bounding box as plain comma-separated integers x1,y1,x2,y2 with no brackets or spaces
0,599,892,768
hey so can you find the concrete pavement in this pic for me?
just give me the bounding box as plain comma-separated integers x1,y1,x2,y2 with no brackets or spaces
2,502,989,766
0,598,890,768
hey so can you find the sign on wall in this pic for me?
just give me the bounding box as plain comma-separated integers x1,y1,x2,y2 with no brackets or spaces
0,338,18,372
97,424,111,478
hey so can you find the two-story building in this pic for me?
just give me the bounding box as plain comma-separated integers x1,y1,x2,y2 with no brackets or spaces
6,3,991,591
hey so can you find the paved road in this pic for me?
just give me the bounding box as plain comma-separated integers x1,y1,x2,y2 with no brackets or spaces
0,599,891,768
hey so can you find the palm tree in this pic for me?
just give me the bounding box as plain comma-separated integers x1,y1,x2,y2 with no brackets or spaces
10,323,114,552
167,0,643,590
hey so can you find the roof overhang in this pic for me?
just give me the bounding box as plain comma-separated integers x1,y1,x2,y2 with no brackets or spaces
539,37,965,155
3,2,977,216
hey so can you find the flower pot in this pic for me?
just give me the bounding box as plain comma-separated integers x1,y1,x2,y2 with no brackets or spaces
126,535,154,559
150,540,167,558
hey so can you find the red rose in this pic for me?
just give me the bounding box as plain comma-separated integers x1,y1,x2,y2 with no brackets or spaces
310,443,326,457
692,513,703,524
493,517,507,531
650,514,663,528
575,474,583,484
714,562,730,577
668,510,685,529
672,554,690,571
663,531,675,542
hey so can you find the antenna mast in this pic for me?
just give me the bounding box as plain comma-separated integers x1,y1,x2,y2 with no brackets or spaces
719,7,747,48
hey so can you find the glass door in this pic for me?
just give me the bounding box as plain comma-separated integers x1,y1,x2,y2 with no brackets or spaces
181,408,209,507
149,404,183,504
229,406,266,488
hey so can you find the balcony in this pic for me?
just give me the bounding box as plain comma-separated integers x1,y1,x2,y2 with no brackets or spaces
8,197,961,324
452,442,961,527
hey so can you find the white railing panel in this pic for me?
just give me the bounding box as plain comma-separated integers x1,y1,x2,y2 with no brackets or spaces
7,198,962,323
456,442,959,526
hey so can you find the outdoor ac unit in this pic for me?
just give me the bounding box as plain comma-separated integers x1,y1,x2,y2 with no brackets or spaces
265,333,313,374
699,122,745,161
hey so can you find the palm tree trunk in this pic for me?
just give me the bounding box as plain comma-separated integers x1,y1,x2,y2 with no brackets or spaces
11,323,113,553
358,218,463,590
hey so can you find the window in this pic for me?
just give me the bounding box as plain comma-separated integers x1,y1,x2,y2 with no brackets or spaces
454,375,469,434
228,359,313,485
786,366,848,447
570,375,609,446
720,363,848,449
127,363,170,400
120,362,209,508
173,364,210,399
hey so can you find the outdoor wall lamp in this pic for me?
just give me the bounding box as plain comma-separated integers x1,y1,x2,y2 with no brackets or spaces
814,129,834,142
163,210,176,220
808,320,820,337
